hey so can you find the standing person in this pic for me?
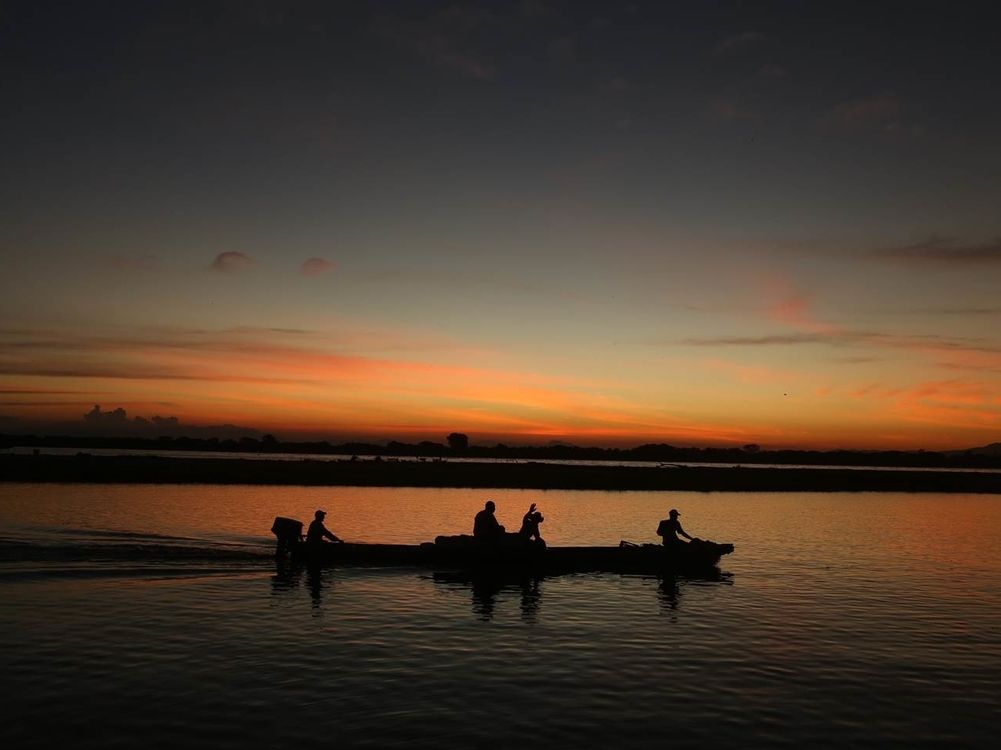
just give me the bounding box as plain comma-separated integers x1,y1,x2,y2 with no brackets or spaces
519,502,545,548
657,508,695,547
473,500,505,541
306,509,341,549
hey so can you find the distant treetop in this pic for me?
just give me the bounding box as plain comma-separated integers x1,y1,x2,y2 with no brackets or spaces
446,432,469,451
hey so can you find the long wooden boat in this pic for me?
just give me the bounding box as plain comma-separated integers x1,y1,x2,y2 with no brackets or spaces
272,518,734,574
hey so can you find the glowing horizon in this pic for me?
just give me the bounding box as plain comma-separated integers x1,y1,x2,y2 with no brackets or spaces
2,309,999,450
2,4,1000,451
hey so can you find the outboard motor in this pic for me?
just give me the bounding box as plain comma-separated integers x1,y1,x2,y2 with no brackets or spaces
271,516,303,558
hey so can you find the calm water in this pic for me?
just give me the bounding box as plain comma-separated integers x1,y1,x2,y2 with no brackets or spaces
9,445,1001,473
2,483,1000,748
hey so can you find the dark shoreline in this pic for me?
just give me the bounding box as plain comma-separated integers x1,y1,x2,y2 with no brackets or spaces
3,454,1001,493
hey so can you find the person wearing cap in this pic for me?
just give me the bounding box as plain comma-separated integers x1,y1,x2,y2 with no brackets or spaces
306,509,341,549
473,500,505,542
657,508,695,547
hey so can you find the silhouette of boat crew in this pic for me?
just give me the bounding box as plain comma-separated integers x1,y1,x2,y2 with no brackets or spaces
519,502,545,548
656,508,697,547
473,500,505,542
270,501,734,571
306,509,341,550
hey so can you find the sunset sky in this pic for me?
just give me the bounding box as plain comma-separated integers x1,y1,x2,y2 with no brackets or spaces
2,1,1000,449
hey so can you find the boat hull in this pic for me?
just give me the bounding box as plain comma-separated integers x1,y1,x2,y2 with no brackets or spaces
289,538,734,575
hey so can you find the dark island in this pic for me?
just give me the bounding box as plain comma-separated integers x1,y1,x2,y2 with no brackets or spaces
4,432,1001,469
3,453,1001,493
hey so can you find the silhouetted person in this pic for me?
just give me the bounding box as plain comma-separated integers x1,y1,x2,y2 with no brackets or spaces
519,502,545,548
307,509,341,549
473,500,505,541
657,508,696,547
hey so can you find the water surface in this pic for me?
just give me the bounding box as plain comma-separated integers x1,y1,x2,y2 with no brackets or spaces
2,484,999,748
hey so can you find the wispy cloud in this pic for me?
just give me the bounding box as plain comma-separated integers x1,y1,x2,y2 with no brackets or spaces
854,379,1001,430
0,363,312,385
683,328,1001,355
833,94,902,121
3,325,761,444
686,332,829,346
210,251,255,272
708,95,760,122
829,356,881,364
374,6,497,80
300,257,335,276
939,361,1001,374
764,286,830,332
0,387,97,395
823,94,912,135
713,31,767,56
680,277,1001,379
872,237,1001,266
0,326,610,403
1,323,479,358
888,306,1001,316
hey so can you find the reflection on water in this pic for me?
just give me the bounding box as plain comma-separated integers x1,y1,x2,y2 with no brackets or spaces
431,571,545,622
421,569,734,622
270,559,331,609
270,557,299,593
272,562,549,623
305,563,325,607
3,484,1001,748
269,558,730,626
659,575,681,611
5,562,997,749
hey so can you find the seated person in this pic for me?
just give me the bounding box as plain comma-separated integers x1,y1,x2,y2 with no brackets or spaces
519,502,545,547
473,500,505,542
656,508,696,547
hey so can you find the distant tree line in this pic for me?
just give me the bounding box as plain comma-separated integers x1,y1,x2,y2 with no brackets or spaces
2,432,1000,469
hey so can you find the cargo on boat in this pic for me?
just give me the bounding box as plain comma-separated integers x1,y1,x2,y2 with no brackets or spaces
271,517,734,575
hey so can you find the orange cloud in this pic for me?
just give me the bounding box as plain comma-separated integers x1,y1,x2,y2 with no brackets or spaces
300,257,335,275
2,326,650,438
5,319,1000,450
843,378,1001,431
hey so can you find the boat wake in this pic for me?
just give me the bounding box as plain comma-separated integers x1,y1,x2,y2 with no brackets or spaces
0,528,274,580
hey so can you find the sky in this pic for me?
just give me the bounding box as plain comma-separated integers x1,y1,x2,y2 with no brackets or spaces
2,0,1001,450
